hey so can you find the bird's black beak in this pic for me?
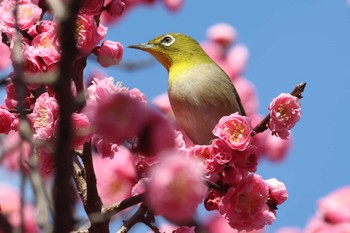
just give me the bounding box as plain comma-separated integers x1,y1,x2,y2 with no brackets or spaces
128,43,155,51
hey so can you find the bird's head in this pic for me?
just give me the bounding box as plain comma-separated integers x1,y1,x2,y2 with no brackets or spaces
128,33,209,71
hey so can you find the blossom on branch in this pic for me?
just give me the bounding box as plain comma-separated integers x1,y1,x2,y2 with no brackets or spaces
213,113,253,151
0,107,15,134
76,14,107,56
268,93,301,139
95,40,124,67
28,92,59,141
0,0,42,38
219,174,276,231
146,151,207,223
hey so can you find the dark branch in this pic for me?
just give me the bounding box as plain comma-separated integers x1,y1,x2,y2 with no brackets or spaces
102,193,145,220
52,0,82,232
80,142,109,233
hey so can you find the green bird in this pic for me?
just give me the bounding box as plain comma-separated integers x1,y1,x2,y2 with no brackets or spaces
128,33,246,145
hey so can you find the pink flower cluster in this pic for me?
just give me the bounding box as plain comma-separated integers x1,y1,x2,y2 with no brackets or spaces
276,186,350,233
183,113,288,231
145,151,207,223
0,183,39,233
0,0,127,83
84,76,175,158
93,146,137,205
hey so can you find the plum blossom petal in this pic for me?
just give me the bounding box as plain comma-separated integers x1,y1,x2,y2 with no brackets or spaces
268,93,301,139
96,40,124,67
146,151,207,223
76,14,107,56
206,23,237,47
0,107,15,134
28,93,59,141
213,113,253,151
219,174,275,231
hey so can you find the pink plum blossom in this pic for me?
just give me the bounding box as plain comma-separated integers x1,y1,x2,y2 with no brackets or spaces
206,23,237,47
30,26,61,68
268,93,301,139
173,226,195,233
0,183,39,233
317,186,350,224
219,174,275,231
265,178,288,205
86,77,146,107
233,77,259,116
91,93,148,145
175,130,187,152
232,145,258,173
96,40,124,67
187,144,224,174
34,144,55,176
127,87,147,104
105,0,126,16
226,45,249,79
211,139,234,164
0,0,42,38
0,35,11,71
71,113,94,148
134,110,175,156
204,189,224,211
29,92,59,141
0,107,15,134
152,92,172,115
219,165,245,187
80,0,104,15
5,78,33,110
201,41,226,62
265,133,292,161
213,113,253,151
205,214,266,233
93,146,137,205
75,14,107,56
93,135,119,159
304,217,350,233
146,151,207,223
0,131,54,177
163,0,183,12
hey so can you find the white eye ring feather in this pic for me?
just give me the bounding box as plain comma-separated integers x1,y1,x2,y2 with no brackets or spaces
161,35,175,47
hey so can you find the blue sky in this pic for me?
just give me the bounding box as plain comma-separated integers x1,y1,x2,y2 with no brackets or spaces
1,0,350,232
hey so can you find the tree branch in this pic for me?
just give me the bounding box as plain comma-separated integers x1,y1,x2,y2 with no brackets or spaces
52,0,82,232
116,204,149,233
80,142,110,233
101,193,145,220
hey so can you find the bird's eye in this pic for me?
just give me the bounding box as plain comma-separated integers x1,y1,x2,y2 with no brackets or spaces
160,35,175,47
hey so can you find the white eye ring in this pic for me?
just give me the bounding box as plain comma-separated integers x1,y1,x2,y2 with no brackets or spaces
160,35,175,47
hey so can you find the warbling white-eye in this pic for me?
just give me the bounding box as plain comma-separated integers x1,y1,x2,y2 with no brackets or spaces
129,33,246,145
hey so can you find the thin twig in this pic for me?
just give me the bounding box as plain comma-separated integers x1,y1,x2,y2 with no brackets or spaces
253,82,307,134
79,142,109,233
101,193,145,220
28,153,54,232
116,204,149,233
